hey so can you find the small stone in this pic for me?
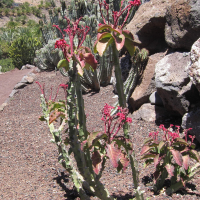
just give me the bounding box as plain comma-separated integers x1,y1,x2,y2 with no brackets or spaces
0,103,7,111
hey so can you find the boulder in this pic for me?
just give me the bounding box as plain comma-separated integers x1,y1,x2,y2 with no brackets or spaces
188,38,200,93
149,91,163,106
155,52,200,116
129,52,166,111
182,106,200,143
165,0,200,50
126,0,172,53
131,103,173,122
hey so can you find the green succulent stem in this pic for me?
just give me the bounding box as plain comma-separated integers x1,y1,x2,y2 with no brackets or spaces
111,43,129,138
67,61,113,200
111,43,126,108
39,94,92,199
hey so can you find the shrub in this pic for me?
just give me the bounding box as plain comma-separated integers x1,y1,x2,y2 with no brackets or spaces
0,58,15,72
9,35,42,69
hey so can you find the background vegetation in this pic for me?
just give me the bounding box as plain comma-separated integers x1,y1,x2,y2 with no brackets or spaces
0,0,56,72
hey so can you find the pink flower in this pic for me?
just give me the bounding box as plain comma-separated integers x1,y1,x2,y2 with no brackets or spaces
55,39,68,49
129,0,141,6
101,103,114,120
126,117,132,123
116,112,126,121
59,84,68,89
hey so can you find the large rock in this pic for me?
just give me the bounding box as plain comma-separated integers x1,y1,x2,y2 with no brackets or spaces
126,0,172,53
129,52,166,111
188,38,200,93
155,52,200,116
131,103,173,122
182,106,200,143
165,0,200,50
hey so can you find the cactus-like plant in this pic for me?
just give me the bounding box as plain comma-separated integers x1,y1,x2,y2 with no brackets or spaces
34,39,63,71
38,0,140,92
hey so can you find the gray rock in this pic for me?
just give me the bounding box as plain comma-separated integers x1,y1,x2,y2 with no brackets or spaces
131,103,172,122
0,103,7,111
21,75,34,84
165,0,200,50
155,52,199,116
21,64,35,70
189,38,200,93
14,82,27,89
182,106,200,143
149,91,163,106
9,89,18,98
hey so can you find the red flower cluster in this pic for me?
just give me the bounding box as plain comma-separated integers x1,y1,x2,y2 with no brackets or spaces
129,0,141,6
101,103,132,140
101,103,114,121
54,39,68,49
98,0,141,29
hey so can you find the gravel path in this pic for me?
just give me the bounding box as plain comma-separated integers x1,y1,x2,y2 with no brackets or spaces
0,71,199,200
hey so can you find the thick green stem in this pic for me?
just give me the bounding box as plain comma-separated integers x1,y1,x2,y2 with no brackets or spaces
111,43,129,137
111,44,126,108
40,94,92,199
67,61,113,200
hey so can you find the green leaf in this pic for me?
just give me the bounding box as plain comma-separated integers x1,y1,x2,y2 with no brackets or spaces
76,64,83,76
174,138,188,145
39,115,46,121
87,132,107,148
82,53,98,70
122,30,134,40
96,37,114,57
141,145,150,155
154,154,160,168
141,153,155,160
106,142,120,168
182,155,190,170
188,149,200,162
170,149,183,166
119,152,129,171
124,38,135,56
92,150,103,175
97,24,113,33
158,141,165,153
165,164,174,176
113,33,125,51
144,158,154,168
57,59,69,71
143,138,153,145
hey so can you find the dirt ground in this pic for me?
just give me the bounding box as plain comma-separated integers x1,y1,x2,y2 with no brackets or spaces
0,70,199,200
